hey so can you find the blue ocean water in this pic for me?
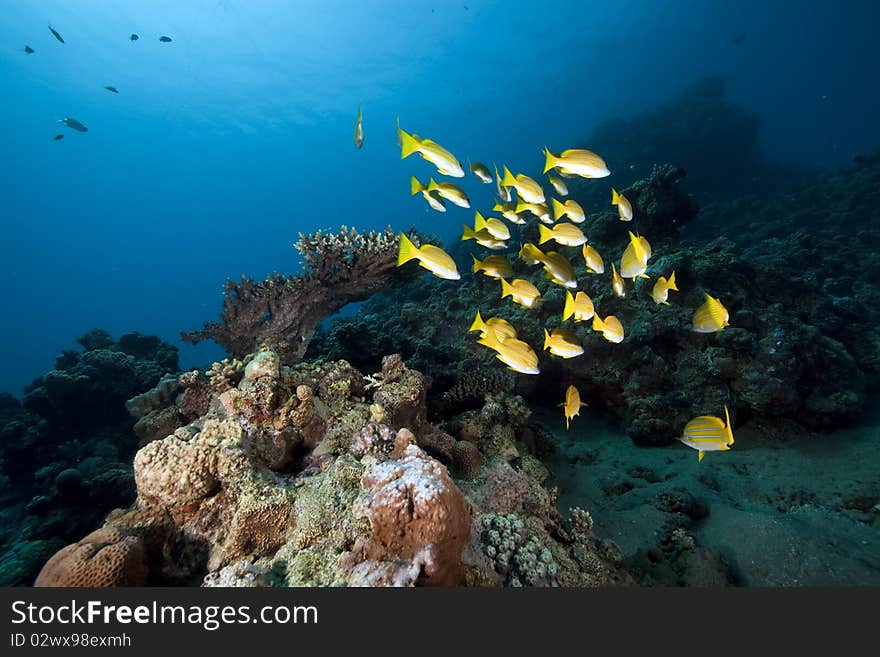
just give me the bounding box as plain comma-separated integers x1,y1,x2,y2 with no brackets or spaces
1,0,878,396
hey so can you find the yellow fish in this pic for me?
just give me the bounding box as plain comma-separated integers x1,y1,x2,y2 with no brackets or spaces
462,224,507,250
611,263,625,297
470,161,493,184
469,311,517,341
592,314,624,343
411,176,447,212
500,278,542,308
427,178,470,208
494,163,512,202
548,175,569,196
562,290,595,322
493,200,526,225
543,328,584,359
538,222,587,247
519,242,546,266
679,406,735,462
472,254,513,280
582,244,605,274
619,232,652,281
502,166,546,203
543,147,610,179
397,233,460,280
692,294,730,333
354,107,364,149
474,211,511,240
561,385,587,429
478,330,540,375
398,122,464,177
541,251,577,289
515,200,553,224
611,188,633,221
551,197,585,223
652,271,678,305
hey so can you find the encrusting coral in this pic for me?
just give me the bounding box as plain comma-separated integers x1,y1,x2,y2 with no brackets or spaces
182,227,417,362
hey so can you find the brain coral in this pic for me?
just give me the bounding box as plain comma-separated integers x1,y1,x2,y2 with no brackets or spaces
34,528,147,587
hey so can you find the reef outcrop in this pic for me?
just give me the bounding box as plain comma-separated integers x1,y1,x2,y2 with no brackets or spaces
35,350,631,587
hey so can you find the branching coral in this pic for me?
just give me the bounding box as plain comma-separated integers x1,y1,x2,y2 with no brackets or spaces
182,227,416,362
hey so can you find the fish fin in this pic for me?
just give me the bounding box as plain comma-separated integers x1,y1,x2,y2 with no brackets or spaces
662,301,670,306
399,127,421,158
543,329,551,351
562,290,574,321
500,278,513,299
698,451,705,462
538,224,553,245
542,147,556,174
469,311,485,333
551,197,565,220
724,405,735,445
410,176,424,195
667,271,678,291
502,166,516,188
639,273,651,279
397,233,419,266
461,225,475,241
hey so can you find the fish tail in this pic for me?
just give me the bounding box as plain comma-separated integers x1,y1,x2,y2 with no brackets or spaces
399,127,421,158
565,416,570,430
469,311,486,333
500,278,513,299
667,271,678,291
543,329,551,350
591,314,604,332
474,211,486,232
724,405,735,445
551,197,565,220
461,224,476,241
612,188,620,205
562,290,574,321
427,178,438,192
410,176,424,195
542,146,557,174
515,201,529,214
397,233,420,266
502,166,516,188
537,224,553,245
471,255,483,273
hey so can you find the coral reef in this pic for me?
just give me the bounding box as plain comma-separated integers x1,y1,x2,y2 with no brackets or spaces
182,227,417,362
34,528,147,587
34,350,630,588
0,330,178,586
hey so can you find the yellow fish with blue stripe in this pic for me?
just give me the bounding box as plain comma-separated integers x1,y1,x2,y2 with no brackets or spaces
582,244,604,274
543,147,610,179
519,242,546,266
462,224,507,250
611,263,625,297
469,311,517,341
548,175,569,196
592,314,624,343
397,233,460,280
692,294,730,333
472,254,513,279
611,188,633,221
543,328,584,359
551,198,585,223
493,200,527,225
652,272,678,305
494,163,513,202
540,251,577,289
474,211,511,240
500,278,542,308
515,200,552,224
398,121,464,177
619,231,652,281
679,406,735,462
562,290,595,322
502,166,545,203
427,178,471,208
561,385,587,429
538,222,587,247
411,176,447,212
478,330,540,375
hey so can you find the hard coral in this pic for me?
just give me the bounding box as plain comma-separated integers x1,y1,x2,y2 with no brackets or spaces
34,528,147,587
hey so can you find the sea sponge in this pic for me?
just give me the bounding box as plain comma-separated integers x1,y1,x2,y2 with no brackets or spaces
34,528,147,587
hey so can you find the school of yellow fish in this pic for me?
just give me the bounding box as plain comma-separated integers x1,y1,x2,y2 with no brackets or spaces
373,111,734,460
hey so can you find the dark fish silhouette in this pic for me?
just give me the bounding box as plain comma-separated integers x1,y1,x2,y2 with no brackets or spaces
54,134,64,141
48,25,65,43
104,85,119,93
24,45,34,54
130,33,139,41
59,117,88,132
158,35,172,42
